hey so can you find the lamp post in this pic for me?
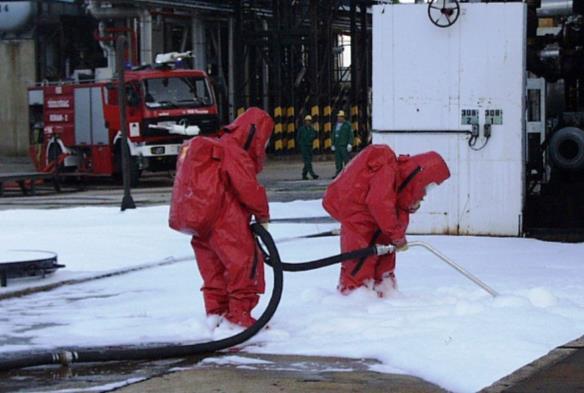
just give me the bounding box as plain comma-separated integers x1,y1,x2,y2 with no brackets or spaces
116,35,136,211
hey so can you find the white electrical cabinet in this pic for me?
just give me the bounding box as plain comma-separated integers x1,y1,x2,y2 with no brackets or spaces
372,3,526,236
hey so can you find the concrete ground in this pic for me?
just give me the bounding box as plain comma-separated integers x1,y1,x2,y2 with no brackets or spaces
0,155,336,209
0,353,447,393
1,154,584,392
117,354,447,393
480,336,584,393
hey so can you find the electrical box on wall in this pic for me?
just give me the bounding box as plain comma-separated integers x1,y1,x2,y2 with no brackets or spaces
461,110,479,125
485,110,503,125
372,3,526,236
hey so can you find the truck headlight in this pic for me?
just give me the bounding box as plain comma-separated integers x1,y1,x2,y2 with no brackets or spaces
151,146,165,155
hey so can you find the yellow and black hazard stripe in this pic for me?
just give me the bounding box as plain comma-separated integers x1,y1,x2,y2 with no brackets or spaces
351,105,361,148
323,105,332,150
286,106,295,151
311,105,320,150
274,106,284,151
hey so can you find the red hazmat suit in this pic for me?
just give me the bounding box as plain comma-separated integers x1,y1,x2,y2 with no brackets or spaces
170,107,274,327
322,144,450,294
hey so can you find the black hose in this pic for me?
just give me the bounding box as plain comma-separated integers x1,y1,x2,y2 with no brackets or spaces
262,245,378,272
0,224,379,372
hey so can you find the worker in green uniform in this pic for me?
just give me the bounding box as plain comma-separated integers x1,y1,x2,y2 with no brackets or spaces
331,110,353,178
297,115,319,180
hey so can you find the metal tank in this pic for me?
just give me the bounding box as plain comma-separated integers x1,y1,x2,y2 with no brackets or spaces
0,1,34,33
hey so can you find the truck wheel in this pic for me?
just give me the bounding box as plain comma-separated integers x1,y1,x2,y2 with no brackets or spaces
114,143,141,187
548,127,584,171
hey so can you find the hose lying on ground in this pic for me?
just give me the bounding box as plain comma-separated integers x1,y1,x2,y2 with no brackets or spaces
0,224,389,372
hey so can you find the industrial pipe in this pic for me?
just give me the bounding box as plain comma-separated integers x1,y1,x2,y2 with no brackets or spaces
97,22,115,73
86,0,141,20
537,0,574,17
87,1,144,69
539,46,561,61
140,10,153,65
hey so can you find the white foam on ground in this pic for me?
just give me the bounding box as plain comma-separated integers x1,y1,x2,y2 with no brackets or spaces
0,203,583,392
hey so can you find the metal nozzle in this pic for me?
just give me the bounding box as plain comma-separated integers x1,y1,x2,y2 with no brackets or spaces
376,244,396,256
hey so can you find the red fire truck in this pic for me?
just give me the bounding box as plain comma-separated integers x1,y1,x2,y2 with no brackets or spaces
27,62,218,186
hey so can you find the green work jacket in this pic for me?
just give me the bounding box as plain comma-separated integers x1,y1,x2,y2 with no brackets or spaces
297,125,317,149
332,121,353,148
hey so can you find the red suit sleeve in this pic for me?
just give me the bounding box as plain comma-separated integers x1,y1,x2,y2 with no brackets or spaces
365,162,406,244
223,146,270,222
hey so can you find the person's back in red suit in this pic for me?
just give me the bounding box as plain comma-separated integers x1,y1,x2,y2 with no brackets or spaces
323,144,450,295
189,108,273,328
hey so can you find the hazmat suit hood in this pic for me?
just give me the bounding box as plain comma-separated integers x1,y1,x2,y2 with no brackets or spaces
397,151,450,211
222,107,274,173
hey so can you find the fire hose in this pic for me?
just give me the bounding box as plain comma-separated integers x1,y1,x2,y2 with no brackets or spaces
0,224,388,372
275,230,498,296
0,224,497,372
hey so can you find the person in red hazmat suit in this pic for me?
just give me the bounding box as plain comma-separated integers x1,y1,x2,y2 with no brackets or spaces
187,108,273,328
322,144,450,295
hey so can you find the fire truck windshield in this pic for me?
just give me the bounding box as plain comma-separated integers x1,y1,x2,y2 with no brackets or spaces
143,77,212,109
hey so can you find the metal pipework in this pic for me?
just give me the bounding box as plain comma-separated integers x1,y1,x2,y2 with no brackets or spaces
86,0,141,19
407,241,499,298
538,0,574,17
539,46,561,61
88,0,144,71
97,22,115,71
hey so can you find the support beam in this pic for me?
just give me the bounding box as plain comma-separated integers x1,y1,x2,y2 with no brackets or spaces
309,0,320,150
139,10,153,65
272,0,284,151
351,0,360,146
228,17,235,120
360,1,371,144
191,14,207,71
262,18,270,111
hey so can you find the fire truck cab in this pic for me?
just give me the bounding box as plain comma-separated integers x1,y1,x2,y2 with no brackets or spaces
28,61,218,186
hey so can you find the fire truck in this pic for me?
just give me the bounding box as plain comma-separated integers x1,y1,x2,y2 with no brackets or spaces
27,54,219,186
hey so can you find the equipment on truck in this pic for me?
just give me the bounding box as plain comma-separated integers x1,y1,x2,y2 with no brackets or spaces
27,52,219,186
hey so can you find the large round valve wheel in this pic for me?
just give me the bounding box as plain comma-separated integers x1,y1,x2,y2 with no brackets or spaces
428,0,460,28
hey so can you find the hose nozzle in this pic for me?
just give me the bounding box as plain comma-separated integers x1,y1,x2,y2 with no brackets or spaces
375,244,396,256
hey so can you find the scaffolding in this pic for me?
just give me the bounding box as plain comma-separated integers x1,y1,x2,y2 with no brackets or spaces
230,0,373,153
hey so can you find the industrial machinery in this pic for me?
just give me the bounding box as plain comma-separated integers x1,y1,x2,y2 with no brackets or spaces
524,0,584,232
372,1,584,236
27,53,219,186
